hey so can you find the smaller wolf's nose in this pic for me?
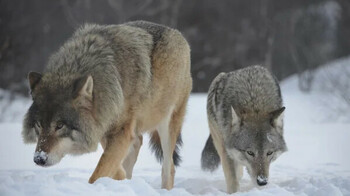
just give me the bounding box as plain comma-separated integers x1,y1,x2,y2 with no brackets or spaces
257,175,268,186
257,179,267,186
34,151,48,166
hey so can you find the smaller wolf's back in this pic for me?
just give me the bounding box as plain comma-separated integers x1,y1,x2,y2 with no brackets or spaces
208,65,282,129
226,66,281,114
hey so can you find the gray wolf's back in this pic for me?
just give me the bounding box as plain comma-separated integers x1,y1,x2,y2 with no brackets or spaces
125,21,168,44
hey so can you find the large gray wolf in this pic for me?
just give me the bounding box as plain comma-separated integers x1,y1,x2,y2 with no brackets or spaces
22,21,192,190
201,65,287,193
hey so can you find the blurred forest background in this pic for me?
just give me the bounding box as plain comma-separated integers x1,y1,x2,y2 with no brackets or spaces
0,0,349,94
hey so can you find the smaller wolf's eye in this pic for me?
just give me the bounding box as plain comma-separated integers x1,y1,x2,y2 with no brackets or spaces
267,151,273,156
56,122,64,130
247,151,255,157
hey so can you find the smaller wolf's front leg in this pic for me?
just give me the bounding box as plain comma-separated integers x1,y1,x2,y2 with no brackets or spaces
210,126,240,193
221,153,239,193
89,121,135,184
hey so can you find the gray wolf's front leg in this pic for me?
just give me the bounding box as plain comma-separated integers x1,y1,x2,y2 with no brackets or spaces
89,120,135,183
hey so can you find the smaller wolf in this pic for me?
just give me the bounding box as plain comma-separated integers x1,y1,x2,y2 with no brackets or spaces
201,65,287,193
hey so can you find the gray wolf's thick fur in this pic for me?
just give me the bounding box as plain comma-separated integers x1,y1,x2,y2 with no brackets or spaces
201,65,287,193
22,21,192,190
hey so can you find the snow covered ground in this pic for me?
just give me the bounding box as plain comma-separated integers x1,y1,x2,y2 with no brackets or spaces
1,60,350,195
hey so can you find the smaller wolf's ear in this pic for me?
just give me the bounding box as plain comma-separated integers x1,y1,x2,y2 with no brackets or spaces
74,75,93,99
28,72,42,91
231,106,240,127
270,107,285,129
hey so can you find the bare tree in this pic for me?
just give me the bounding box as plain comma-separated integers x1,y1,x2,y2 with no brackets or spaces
319,61,350,121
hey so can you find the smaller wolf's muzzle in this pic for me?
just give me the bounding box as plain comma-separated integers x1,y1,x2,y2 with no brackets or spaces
257,175,268,186
34,151,48,166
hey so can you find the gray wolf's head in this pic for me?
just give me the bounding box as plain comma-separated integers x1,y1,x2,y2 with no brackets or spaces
226,107,287,186
22,72,99,167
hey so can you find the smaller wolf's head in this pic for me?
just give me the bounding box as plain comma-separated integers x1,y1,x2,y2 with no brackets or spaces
226,107,287,186
22,72,99,167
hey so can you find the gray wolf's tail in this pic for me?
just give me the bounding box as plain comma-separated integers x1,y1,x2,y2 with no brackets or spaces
201,134,220,171
149,131,182,166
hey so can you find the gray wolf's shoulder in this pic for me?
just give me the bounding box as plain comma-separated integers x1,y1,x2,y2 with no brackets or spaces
46,24,115,74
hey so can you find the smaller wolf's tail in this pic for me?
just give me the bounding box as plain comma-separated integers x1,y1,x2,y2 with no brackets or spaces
201,134,220,172
149,131,182,166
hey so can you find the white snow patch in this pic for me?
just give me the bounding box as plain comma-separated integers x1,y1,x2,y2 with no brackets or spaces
0,89,31,122
282,56,350,122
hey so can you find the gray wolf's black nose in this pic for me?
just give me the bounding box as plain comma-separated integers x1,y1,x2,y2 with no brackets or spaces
34,155,47,165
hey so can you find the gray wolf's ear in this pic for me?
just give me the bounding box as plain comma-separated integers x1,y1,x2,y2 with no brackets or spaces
28,72,42,91
231,106,240,127
270,107,285,128
74,75,93,99
22,115,37,143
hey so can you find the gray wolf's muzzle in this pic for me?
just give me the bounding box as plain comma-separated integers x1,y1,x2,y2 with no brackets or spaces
257,175,268,186
34,151,48,166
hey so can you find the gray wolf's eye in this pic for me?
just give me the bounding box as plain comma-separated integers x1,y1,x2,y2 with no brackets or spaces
56,122,64,130
247,151,255,157
267,151,273,156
